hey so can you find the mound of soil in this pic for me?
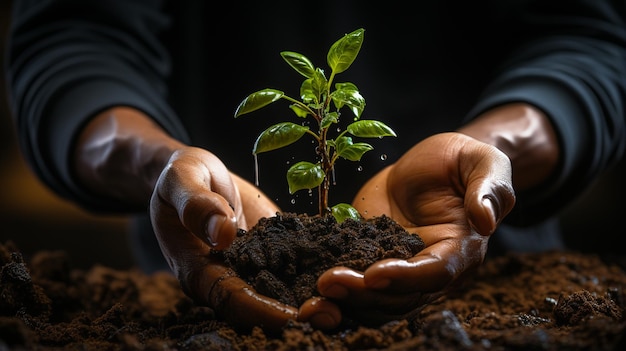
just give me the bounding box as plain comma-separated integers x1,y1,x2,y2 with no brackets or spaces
1,238,626,350
213,212,425,308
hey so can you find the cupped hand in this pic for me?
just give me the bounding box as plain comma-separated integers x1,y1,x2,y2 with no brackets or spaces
150,146,341,331
317,132,516,323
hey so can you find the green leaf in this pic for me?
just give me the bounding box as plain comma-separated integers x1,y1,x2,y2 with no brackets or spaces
234,89,284,117
320,112,339,129
347,120,397,138
327,28,365,74
331,82,365,118
289,104,309,118
338,82,357,89
300,69,327,104
311,69,327,98
281,51,316,78
253,122,310,154
300,79,317,104
331,203,361,223
335,136,373,161
287,161,324,194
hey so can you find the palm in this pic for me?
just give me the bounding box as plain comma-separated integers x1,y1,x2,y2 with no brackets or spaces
317,132,515,322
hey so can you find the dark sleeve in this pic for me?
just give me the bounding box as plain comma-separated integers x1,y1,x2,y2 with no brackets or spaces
465,0,626,225
5,0,190,212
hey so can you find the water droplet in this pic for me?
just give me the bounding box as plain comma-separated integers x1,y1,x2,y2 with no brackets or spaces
356,166,363,172
254,154,260,186
380,154,387,161
308,189,313,196
291,198,296,204
336,127,341,132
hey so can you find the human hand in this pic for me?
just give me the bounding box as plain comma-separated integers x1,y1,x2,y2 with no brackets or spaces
73,107,342,330
316,132,516,324
150,146,341,331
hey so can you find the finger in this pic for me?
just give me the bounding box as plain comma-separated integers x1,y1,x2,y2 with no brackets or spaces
317,267,433,323
317,266,366,299
203,261,299,332
298,297,342,330
363,230,487,293
463,145,516,236
318,267,417,307
178,192,238,250
156,149,239,249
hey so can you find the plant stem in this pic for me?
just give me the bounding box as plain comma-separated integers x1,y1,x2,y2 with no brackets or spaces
318,120,332,216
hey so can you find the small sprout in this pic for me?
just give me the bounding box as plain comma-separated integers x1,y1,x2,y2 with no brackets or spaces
235,28,396,222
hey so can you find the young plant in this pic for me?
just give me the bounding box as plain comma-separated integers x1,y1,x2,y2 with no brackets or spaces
234,28,396,222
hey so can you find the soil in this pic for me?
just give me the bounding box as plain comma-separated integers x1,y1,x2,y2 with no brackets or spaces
1,219,626,350
213,213,425,309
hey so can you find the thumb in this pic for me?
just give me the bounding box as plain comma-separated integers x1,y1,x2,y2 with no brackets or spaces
465,147,516,236
174,175,239,251
156,147,241,249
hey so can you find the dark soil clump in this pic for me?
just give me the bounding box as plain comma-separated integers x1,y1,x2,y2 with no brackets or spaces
1,239,626,350
213,212,425,307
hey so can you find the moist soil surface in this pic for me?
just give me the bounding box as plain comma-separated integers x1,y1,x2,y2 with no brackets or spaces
1,216,626,350
213,213,425,310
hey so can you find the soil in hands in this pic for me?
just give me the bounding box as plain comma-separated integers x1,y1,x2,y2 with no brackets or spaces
212,212,425,309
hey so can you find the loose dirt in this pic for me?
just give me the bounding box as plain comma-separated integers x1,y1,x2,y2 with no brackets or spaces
1,236,625,350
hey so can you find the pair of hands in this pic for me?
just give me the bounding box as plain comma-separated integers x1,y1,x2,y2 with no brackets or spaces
149,132,516,331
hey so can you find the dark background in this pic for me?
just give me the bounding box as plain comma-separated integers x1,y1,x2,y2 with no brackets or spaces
0,1,624,270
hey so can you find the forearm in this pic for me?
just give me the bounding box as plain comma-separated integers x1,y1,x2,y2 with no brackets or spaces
458,103,560,192
73,107,185,209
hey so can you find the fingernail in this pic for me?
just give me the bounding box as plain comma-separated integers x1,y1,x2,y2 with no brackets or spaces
207,215,226,246
481,196,498,235
482,196,498,221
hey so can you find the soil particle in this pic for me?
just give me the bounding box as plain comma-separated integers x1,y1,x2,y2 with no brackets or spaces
553,290,622,325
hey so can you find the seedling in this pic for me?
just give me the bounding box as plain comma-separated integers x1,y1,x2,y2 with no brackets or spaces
234,28,396,222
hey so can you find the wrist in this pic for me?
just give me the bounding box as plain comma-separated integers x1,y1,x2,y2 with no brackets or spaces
73,107,184,207
458,103,560,191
